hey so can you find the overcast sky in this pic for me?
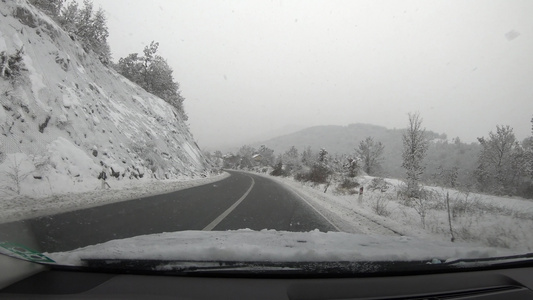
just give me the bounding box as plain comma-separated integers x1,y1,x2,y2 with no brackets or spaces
92,0,533,150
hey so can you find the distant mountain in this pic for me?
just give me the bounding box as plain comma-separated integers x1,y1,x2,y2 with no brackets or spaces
252,123,478,181
253,123,417,154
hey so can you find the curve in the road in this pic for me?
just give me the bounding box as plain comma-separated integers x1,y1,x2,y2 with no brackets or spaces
202,175,255,231
0,171,338,252
213,171,338,232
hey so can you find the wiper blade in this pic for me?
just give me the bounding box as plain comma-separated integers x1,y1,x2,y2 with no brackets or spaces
78,259,391,275
154,261,302,273
442,252,533,267
74,254,533,277
80,259,307,275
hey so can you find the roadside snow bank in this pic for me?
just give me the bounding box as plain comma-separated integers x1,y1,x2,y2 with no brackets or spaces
46,229,517,266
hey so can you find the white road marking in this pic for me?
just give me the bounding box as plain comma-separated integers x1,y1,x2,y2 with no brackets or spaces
202,176,255,231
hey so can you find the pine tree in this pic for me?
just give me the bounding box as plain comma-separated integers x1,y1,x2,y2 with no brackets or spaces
308,148,331,184
344,157,360,178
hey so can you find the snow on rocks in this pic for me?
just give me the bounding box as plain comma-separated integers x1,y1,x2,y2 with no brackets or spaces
0,0,211,224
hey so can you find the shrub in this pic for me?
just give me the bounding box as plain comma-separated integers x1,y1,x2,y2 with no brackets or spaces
308,164,331,183
339,178,360,189
372,195,391,217
368,177,390,192
516,182,533,199
0,48,26,79
334,178,359,195
451,195,479,219
294,164,331,184
294,171,309,182
270,161,285,177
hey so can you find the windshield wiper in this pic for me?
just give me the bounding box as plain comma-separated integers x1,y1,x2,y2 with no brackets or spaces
71,254,533,277
78,259,308,275
440,252,533,268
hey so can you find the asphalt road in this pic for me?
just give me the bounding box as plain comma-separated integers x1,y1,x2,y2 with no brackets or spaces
0,171,336,252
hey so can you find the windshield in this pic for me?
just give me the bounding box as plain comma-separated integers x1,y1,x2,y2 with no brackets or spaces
0,0,532,276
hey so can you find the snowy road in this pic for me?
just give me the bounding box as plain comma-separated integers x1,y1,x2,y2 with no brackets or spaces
0,171,336,252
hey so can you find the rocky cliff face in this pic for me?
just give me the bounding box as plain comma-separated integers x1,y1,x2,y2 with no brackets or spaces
0,0,210,197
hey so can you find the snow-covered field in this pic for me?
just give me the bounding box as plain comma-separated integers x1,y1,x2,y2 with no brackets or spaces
263,174,533,252
0,171,229,224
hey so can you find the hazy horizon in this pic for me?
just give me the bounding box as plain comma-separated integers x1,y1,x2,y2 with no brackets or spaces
92,0,533,150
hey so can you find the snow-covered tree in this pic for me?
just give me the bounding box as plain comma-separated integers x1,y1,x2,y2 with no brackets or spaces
28,0,64,18
270,155,285,176
301,146,314,167
116,41,187,120
475,125,523,194
401,112,429,198
238,145,255,160
476,125,516,192
57,0,111,65
309,148,331,184
257,145,275,167
356,136,384,175
58,1,79,33
318,148,328,163
282,146,300,173
344,156,360,178
88,8,111,64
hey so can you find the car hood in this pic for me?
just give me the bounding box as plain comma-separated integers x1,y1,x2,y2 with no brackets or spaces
42,230,523,268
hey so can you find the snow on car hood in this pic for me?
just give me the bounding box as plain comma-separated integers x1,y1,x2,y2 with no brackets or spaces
46,229,517,266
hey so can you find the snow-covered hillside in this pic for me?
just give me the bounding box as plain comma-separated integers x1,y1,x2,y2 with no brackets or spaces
0,1,210,199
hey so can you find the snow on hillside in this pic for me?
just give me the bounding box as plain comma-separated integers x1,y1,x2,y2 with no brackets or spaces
0,1,211,208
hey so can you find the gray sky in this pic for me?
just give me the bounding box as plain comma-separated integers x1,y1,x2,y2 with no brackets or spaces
92,0,533,150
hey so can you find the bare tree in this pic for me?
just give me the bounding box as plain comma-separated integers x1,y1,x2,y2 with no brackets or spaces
475,125,522,194
2,156,30,195
401,112,429,198
356,136,384,175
